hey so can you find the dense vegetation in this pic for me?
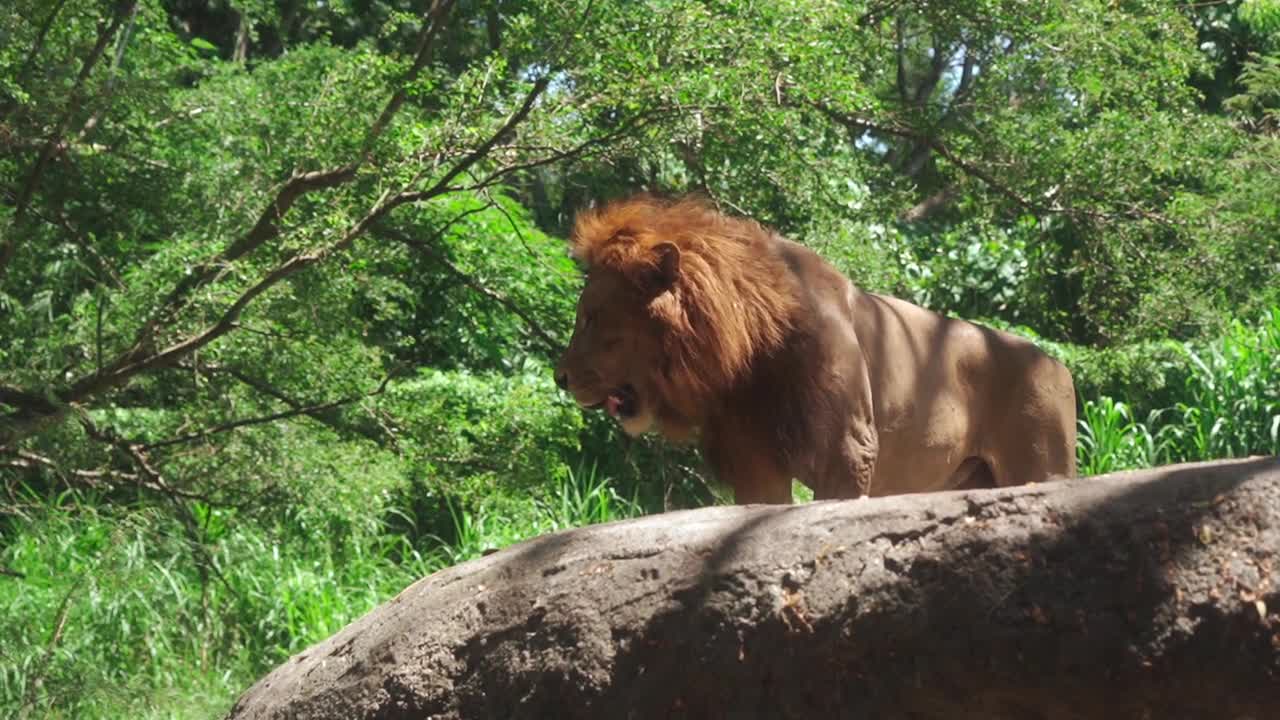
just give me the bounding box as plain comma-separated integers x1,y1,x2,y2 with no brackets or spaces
1,0,1278,716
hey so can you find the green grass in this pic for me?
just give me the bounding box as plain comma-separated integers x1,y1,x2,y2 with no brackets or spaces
1077,308,1280,474
0,461,645,719
1,498,253,719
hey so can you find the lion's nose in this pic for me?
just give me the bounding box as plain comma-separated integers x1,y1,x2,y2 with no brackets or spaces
554,371,568,390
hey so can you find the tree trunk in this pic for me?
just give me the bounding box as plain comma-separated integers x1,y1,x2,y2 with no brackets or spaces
227,458,1280,720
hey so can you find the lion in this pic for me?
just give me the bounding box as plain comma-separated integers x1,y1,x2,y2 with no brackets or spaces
554,195,1077,503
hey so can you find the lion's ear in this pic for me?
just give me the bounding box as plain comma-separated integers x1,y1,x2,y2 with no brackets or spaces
652,242,681,290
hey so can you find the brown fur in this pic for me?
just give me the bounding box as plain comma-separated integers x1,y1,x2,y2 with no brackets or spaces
556,195,1077,503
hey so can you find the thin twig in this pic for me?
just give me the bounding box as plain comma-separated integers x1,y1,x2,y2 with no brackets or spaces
140,377,390,451
7,1,137,227
377,222,563,356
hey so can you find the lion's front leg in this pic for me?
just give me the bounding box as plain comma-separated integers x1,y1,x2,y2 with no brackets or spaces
730,468,794,504
813,422,878,500
702,431,794,505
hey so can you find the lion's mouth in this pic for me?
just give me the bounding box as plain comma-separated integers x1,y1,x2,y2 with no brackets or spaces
588,384,637,420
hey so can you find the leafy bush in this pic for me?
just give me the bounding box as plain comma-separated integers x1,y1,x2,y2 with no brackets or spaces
1163,309,1280,460
899,220,1032,324
1076,398,1174,476
382,361,584,502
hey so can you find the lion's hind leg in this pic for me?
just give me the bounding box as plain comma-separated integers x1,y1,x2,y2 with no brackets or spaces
984,410,1076,488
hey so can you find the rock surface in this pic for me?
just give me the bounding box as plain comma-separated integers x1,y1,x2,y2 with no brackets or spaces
227,457,1280,719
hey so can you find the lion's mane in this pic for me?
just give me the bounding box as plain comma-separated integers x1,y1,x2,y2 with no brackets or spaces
568,196,801,427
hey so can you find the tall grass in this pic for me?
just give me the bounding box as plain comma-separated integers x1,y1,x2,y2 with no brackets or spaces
0,460,643,719
1,497,254,719
537,461,643,532
1076,398,1175,475
1078,309,1280,473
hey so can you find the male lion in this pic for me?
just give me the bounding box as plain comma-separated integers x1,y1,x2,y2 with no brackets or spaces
555,195,1076,503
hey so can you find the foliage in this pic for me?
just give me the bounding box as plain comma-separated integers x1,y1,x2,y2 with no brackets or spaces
1076,398,1173,476
0,492,430,719
2,0,1279,716
1077,309,1280,474
378,363,584,522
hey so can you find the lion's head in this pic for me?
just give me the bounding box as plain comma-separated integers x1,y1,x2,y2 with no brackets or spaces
555,262,673,436
555,195,799,439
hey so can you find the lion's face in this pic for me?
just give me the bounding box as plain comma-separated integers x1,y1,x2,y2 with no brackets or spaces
555,269,667,436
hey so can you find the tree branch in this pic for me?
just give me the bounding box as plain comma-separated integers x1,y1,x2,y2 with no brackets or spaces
376,222,563,357
0,3,463,448
364,0,456,157
808,99,1178,227
118,1,457,367
895,16,908,104
76,1,141,143
398,75,552,206
1,1,137,279
0,385,60,417
188,362,395,445
448,107,676,196
2,448,142,494
75,412,207,504
12,0,71,92
913,35,949,105
0,7,575,451
140,377,390,451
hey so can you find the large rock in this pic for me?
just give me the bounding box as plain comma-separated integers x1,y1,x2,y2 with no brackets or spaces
228,457,1280,719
